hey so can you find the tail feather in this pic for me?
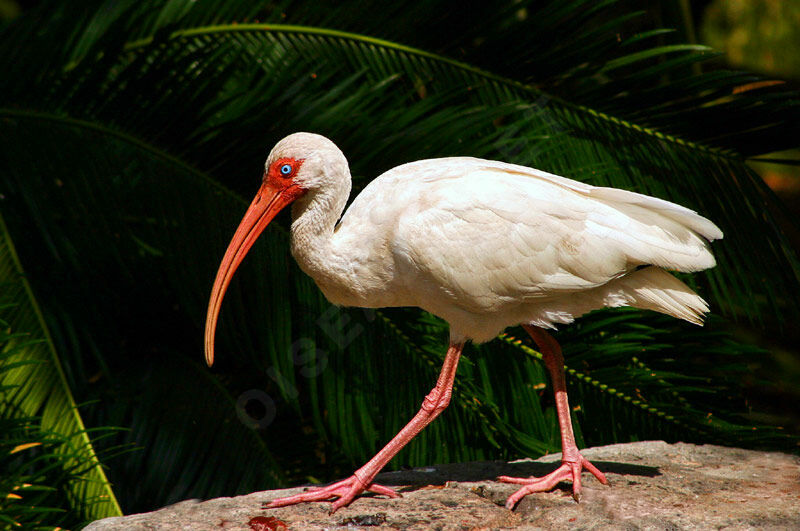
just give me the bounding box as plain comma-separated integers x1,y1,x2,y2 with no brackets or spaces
609,266,709,324
532,266,710,329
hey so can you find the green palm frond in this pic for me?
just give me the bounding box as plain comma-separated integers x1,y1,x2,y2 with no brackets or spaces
8,0,796,154
0,213,122,524
0,114,289,511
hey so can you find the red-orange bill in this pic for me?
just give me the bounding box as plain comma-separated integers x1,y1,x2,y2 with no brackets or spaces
204,179,304,366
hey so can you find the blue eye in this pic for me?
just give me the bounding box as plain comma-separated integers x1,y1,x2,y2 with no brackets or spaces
280,164,292,175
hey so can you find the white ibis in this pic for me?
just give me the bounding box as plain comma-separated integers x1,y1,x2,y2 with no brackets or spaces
205,132,722,512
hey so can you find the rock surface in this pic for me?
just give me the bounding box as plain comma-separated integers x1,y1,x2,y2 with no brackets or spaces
86,441,800,530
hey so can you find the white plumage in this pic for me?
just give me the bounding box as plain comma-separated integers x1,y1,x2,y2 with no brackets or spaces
284,138,722,344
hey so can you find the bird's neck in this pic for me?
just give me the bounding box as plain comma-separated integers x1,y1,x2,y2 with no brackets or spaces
289,183,351,285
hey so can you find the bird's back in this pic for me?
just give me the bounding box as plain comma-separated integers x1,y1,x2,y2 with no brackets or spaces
334,157,722,341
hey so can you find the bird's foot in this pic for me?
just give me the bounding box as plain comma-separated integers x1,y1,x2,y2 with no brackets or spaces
498,453,608,509
265,474,401,514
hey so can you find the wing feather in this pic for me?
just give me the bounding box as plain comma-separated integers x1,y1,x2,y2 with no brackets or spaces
382,158,721,315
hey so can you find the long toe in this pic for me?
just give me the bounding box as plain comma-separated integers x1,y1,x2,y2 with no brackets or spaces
265,476,399,512
500,454,608,509
501,464,573,509
582,455,609,485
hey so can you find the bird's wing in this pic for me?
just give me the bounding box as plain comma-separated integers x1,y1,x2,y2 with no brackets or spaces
385,158,721,314
489,159,722,242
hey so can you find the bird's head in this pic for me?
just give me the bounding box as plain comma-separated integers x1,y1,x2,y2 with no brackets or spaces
204,132,348,366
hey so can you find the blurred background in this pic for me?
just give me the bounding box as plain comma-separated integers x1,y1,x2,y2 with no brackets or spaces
1,1,798,528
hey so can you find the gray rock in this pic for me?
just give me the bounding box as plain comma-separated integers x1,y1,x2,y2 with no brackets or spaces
86,441,800,530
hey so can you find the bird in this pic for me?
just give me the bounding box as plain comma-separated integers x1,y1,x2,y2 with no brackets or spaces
204,132,722,512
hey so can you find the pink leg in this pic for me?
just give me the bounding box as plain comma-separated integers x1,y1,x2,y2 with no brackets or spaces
266,342,464,513
499,325,608,509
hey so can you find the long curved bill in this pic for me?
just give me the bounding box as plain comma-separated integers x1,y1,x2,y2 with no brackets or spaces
204,180,303,366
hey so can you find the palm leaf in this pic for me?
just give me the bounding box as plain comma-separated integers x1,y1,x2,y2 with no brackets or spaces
0,114,290,510
0,213,122,523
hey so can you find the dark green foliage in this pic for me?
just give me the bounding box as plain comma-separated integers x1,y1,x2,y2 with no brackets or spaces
0,0,798,525
0,216,122,527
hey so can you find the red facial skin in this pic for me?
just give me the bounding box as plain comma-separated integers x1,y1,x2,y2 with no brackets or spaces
204,158,306,366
